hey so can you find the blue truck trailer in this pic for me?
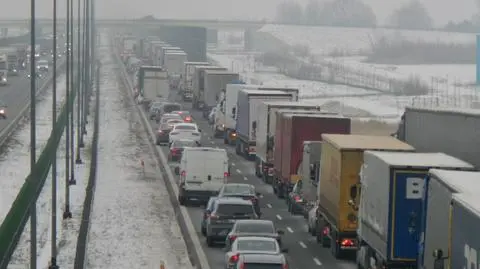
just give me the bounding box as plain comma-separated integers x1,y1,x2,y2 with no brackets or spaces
356,151,473,269
418,169,480,269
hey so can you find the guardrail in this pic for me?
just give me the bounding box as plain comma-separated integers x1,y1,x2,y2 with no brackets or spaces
113,37,210,269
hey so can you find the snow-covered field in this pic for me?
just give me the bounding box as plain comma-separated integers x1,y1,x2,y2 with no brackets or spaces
259,24,477,56
84,42,191,269
4,76,93,268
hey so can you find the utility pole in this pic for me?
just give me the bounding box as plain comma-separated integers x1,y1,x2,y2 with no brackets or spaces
63,0,72,220
74,0,82,165
29,0,37,267
49,0,59,266
69,0,77,185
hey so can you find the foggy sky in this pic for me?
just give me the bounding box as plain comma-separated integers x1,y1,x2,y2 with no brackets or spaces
0,0,477,27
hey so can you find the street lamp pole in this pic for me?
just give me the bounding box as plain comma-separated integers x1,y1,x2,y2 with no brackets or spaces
63,0,72,220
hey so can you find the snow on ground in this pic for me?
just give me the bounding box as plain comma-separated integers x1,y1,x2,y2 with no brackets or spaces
85,44,191,269
259,24,477,56
5,76,92,268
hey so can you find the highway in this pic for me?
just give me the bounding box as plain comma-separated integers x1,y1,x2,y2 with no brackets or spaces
146,90,357,269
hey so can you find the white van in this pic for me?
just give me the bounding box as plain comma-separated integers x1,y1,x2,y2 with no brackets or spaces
176,147,230,205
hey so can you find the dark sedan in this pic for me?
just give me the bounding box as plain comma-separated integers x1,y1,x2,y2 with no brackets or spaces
218,183,262,217
168,139,199,162
155,123,173,145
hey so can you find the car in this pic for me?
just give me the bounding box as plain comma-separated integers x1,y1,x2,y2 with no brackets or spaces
218,183,261,217
225,220,284,250
155,123,173,145
158,102,182,116
171,110,193,123
0,101,7,119
225,237,287,269
175,147,229,205
201,196,218,236
27,73,43,79
36,60,49,72
168,139,199,162
232,252,289,269
157,113,183,125
286,180,306,215
204,197,258,247
149,101,165,119
168,123,201,145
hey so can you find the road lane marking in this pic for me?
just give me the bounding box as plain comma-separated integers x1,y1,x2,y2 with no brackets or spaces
266,204,272,208
276,214,282,220
236,169,242,174
286,227,294,233
313,258,322,266
244,176,248,181
299,241,307,248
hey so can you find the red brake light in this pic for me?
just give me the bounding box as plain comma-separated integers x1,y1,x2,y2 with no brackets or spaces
294,195,302,202
322,226,330,236
185,116,192,122
180,171,186,177
341,239,355,247
239,263,244,269
224,172,230,177
229,253,240,263
282,263,288,269
158,130,163,134
171,148,180,154
229,235,237,242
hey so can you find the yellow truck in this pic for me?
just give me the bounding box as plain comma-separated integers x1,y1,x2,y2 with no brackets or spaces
316,134,414,259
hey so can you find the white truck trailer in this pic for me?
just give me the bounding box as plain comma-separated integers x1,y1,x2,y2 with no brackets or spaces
0,54,8,86
137,66,169,106
181,62,210,101
203,70,239,128
164,51,187,89
191,65,227,110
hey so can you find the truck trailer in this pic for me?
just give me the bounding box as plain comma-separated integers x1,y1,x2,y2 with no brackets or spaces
191,65,227,109
181,62,210,101
419,169,480,269
255,101,321,182
356,151,473,268
397,107,480,167
273,114,351,198
235,90,296,160
316,134,414,259
164,51,187,89
137,66,169,106
203,70,239,123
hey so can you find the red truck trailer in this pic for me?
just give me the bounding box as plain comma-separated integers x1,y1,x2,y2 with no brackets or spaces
272,113,351,198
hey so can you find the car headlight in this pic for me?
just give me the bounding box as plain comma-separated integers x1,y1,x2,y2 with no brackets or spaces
1,78,6,82
0,109,5,114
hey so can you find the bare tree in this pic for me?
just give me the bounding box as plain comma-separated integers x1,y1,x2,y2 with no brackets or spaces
388,0,433,30
318,0,376,27
275,1,304,24
304,0,322,25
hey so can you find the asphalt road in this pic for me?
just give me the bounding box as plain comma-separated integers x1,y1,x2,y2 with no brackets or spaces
147,90,357,269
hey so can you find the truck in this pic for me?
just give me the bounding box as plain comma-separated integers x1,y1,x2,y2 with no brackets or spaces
396,107,480,167
219,83,258,145
137,66,169,107
151,42,168,66
192,65,227,109
235,90,296,160
284,141,323,217
181,62,210,101
164,51,187,89
316,134,415,259
0,47,18,76
160,46,182,67
0,54,8,86
419,169,480,269
255,101,322,182
356,151,473,268
447,193,480,269
203,70,239,125
273,114,351,198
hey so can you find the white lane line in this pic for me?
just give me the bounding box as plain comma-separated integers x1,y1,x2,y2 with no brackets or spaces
236,169,242,174
299,241,307,248
244,176,248,181
231,163,236,166
313,258,322,266
266,203,272,208
276,214,282,220
286,227,294,233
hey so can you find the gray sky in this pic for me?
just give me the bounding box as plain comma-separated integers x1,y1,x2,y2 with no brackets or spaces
0,0,477,27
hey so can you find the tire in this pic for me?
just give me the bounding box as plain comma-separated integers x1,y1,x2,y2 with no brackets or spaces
206,236,214,247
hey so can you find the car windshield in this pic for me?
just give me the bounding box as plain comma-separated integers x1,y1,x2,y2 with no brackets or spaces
216,204,253,215
237,240,277,252
161,115,181,123
159,124,171,130
163,104,181,113
174,125,196,131
236,222,275,233
172,140,197,148
243,264,282,269
151,102,163,109
222,185,255,196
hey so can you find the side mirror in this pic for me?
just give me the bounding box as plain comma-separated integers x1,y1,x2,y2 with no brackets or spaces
277,229,285,235
174,167,180,175
350,185,357,199
281,248,288,253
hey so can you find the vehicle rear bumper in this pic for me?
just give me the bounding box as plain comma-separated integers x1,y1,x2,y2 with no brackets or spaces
182,189,217,203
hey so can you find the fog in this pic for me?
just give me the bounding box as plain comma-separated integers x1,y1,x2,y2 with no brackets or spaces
0,0,477,27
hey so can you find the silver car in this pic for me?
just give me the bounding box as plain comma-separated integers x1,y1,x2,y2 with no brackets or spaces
225,237,287,269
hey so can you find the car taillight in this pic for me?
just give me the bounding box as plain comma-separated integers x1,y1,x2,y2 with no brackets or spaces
171,148,180,154
157,130,163,134
268,168,274,176
239,263,245,269
209,213,218,220
282,263,288,269
229,253,240,263
229,235,237,242
341,239,355,247
185,116,192,122
181,171,186,177
224,172,230,177
322,226,330,236
294,195,303,202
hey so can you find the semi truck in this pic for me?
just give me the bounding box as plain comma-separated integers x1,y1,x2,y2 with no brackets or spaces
316,135,414,259
235,90,296,160
396,107,480,167
202,70,239,126
159,46,182,66
181,62,210,101
0,47,18,76
220,83,258,145
273,114,351,198
0,54,8,86
137,66,169,106
419,169,480,269
164,51,187,89
191,65,227,109
447,193,480,269
255,101,321,182
356,151,473,268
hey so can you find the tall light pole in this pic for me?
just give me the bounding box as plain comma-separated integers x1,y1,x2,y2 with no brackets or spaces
63,0,72,220
29,0,37,267
48,0,59,266
69,0,77,185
